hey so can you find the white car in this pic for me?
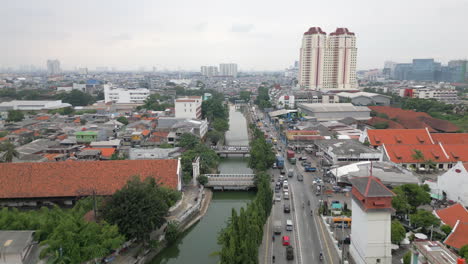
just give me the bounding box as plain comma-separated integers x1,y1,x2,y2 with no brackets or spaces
275,194,281,202
283,192,290,200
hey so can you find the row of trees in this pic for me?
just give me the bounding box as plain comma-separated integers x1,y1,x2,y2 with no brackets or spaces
138,93,174,111
217,123,275,263
202,92,230,145
255,86,272,110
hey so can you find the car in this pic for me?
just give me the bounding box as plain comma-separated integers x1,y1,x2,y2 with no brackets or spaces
272,163,277,169
297,174,303,181
275,194,281,202
283,203,291,213
275,187,280,193
298,156,307,161
301,161,312,166
283,180,288,186
280,169,286,175
279,175,284,181
283,191,289,200
282,236,290,246
283,185,289,192
286,245,294,260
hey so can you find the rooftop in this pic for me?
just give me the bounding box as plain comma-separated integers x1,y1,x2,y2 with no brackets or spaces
0,160,179,199
298,103,370,113
445,221,468,250
367,128,433,146
314,139,381,157
435,203,468,228
383,144,454,164
413,240,461,263
350,176,395,198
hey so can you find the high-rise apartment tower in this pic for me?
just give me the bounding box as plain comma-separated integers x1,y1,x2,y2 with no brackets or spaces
299,27,357,90
47,59,61,75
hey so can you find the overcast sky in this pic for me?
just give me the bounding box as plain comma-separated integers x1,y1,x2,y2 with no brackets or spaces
2,0,467,71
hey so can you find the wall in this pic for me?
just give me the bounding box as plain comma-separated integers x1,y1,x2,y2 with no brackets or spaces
438,162,468,206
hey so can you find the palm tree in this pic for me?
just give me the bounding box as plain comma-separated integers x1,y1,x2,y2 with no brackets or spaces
0,142,19,163
411,149,425,172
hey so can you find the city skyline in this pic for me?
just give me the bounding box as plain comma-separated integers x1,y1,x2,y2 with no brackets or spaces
1,0,467,71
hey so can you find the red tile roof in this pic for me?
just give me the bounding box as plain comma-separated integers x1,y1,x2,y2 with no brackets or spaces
56,134,68,140
141,130,150,136
435,203,468,228
83,148,116,158
432,133,468,144
442,145,468,162
152,132,169,138
0,137,7,142
383,144,453,163
367,129,433,146
0,160,179,199
35,116,50,120
365,117,405,129
444,221,468,249
12,128,31,135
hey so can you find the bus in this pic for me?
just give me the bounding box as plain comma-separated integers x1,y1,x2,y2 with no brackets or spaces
332,217,352,228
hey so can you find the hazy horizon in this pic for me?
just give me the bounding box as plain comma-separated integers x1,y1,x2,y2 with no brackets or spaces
2,0,467,71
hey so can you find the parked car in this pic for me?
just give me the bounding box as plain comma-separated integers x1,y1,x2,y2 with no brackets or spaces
282,236,290,246
286,246,294,260
298,156,307,161
283,203,291,213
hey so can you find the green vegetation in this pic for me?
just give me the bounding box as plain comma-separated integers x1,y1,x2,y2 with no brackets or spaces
48,107,74,115
116,116,129,125
255,85,272,109
392,184,431,215
403,251,411,264
197,175,208,186
75,109,98,115
217,122,275,263
0,141,19,162
202,92,229,144
239,91,251,102
139,93,174,111
218,172,273,264
159,143,173,148
410,209,441,231
441,224,452,236
0,198,124,263
374,122,389,129
56,90,96,106
0,131,7,138
165,221,182,245
459,245,468,260
102,176,180,242
391,220,406,244
6,110,24,122
179,133,220,183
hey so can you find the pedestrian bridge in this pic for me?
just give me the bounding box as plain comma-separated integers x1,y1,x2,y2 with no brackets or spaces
204,174,255,190
211,145,251,156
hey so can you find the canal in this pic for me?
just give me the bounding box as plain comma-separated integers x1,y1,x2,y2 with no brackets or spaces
150,105,253,264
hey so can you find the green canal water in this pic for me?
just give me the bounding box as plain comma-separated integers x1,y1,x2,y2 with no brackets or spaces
150,106,253,264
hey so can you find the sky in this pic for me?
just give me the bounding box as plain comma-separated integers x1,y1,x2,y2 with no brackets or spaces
1,0,468,71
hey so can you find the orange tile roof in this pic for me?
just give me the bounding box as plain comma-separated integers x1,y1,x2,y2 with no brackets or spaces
35,116,50,120
435,203,468,228
83,147,116,158
367,129,433,146
56,134,68,140
442,145,468,162
0,137,7,142
0,160,179,199
383,144,454,163
152,131,169,138
74,118,81,123
432,133,468,145
444,221,468,249
43,153,61,161
141,130,150,136
12,128,31,134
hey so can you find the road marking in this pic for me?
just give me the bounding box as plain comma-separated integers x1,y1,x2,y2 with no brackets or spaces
291,185,302,264
317,213,334,263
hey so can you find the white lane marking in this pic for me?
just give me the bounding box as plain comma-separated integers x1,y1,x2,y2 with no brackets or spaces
291,183,303,264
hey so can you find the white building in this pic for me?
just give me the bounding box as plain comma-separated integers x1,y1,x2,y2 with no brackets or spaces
435,162,468,207
175,96,202,119
0,100,71,111
219,63,238,77
350,176,394,264
276,95,295,109
297,103,370,121
104,84,149,104
57,83,86,93
78,67,88,75
46,59,61,75
200,66,219,77
399,87,458,103
299,27,357,91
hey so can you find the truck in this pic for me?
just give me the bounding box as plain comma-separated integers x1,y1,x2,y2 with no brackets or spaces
276,155,285,169
304,166,317,172
287,150,296,164
273,220,282,234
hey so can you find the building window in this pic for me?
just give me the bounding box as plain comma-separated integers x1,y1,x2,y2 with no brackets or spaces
448,164,453,168
439,164,444,169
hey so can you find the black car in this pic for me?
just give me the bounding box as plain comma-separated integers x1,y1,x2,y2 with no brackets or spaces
280,169,286,175
283,203,291,213
286,246,294,260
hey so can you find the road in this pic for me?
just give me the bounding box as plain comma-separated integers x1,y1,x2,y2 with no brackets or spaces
257,109,341,264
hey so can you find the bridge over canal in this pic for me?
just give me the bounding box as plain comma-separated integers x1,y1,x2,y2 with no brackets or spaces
204,173,255,190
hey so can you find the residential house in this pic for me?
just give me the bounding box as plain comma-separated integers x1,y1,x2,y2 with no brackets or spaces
75,131,98,144
0,159,182,207
434,203,468,250
313,139,382,166
129,147,180,160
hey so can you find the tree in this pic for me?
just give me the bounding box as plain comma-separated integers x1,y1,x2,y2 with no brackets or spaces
159,143,173,148
206,130,223,144
239,91,251,102
80,119,87,125
411,149,425,171
197,175,208,186
392,184,431,215
459,245,468,260
374,122,389,129
102,177,170,242
424,159,437,172
56,90,95,106
116,116,129,125
0,142,19,162
391,220,406,244
165,221,181,245
6,110,24,122
178,133,199,149
441,224,452,236
410,210,441,231
403,251,411,264
212,118,229,133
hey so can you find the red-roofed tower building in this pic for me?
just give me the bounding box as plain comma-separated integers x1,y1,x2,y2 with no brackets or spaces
349,175,395,264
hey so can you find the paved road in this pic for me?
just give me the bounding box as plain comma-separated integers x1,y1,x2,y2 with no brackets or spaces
258,112,341,264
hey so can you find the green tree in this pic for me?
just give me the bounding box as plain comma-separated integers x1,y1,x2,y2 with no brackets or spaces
178,133,200,149
197,175,208,186
159,143,173,148
202,98,228,121
374,122,389,129
116,116,129,125
392,184,431,215
212,118,229,133
0,142,19,162
206,130,223,144
239,91,251,102
165,221,181,245
403,251,411,264
56,90,95,106
411,149,425,167
102,177,170,242
459,244,468,260
410,210,441,231
441,224,452,236
391,220,406,244
6,110,24,122
80,119,87,125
